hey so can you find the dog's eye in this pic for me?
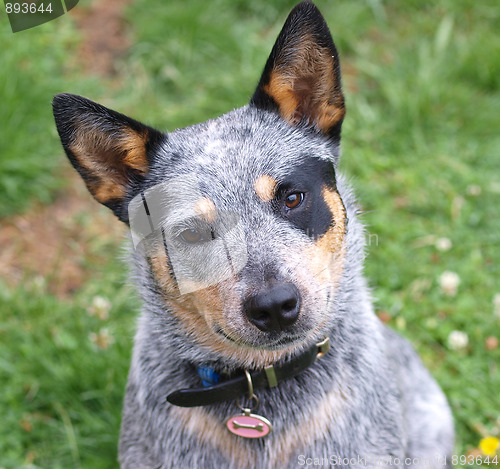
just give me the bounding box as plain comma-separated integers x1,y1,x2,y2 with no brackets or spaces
179,228,213,244
285,192,304,210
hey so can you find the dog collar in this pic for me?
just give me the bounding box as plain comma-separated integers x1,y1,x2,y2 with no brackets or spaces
166,337,330,407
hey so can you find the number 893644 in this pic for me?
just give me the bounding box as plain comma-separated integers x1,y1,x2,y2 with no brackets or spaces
5,3,53,13
451,454,498,466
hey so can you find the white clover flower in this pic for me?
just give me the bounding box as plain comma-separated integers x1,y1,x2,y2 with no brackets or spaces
439,271,460,296
87,295,112,320
466,185,481,196
435,237,452,252
89,328,114,350
493,294,500,319
30,275,46,294
447,330,468,350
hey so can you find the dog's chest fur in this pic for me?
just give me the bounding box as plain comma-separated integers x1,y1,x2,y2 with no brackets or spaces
53,2,454,468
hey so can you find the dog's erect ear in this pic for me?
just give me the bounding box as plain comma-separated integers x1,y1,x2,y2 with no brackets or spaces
52,93,164,222
250,1,345,140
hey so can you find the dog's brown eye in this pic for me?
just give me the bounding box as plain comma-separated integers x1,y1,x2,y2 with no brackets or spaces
180,228,212,244
180,229,202,243
285,192,304,210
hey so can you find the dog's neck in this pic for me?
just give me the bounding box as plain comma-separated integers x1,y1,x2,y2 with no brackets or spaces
165,337,330,408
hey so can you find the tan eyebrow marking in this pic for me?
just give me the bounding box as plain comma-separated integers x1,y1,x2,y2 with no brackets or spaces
194,197,217,223
254,175,278,202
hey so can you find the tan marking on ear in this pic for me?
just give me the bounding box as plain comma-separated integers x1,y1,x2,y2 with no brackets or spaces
306,186,346,285
269,384,350,466
69,129,104,175
70,135,125,204
316,102,346,134
69,126,149,204
263,35,345,134
194,197,217,223
121,128,149,174
93,181,126,203
254,175,278,202
171,406,252,466
263,72,299,124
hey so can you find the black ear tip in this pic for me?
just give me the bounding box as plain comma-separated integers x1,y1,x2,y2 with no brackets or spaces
293,1,318,10
52,93,65,113
52,93,76,119
289,1,323,18
52,94,102,133
282,1,331,44
53,92,73,107
52,93,86,113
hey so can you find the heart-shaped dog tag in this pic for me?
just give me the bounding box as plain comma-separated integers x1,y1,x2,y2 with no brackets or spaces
226,409,272,438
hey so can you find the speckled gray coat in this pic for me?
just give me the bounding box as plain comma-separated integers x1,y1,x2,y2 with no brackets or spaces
52,2,454,468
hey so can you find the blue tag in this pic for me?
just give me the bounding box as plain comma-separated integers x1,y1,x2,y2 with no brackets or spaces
197,367,221,387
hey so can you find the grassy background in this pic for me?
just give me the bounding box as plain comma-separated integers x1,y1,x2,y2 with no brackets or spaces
0,0,499,467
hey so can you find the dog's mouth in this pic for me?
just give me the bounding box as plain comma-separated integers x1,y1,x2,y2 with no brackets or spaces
214,325,239,343
264,334,305,349
213,324,305,351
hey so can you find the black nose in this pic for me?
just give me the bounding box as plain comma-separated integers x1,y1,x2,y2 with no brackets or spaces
244,283,301,332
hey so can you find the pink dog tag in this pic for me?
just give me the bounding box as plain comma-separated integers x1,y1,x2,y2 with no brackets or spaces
226,409,272,438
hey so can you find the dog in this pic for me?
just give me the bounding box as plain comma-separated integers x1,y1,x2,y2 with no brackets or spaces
52,2,454,467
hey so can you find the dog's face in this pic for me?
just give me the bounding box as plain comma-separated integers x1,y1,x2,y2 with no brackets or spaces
53,2,347,368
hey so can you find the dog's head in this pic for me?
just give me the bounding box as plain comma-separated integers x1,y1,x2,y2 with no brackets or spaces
53,2,348,368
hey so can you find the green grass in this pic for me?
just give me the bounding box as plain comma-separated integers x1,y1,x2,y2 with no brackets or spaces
0,278,136,469
0,18,101,217
335,1,500,450
1,0,499,467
